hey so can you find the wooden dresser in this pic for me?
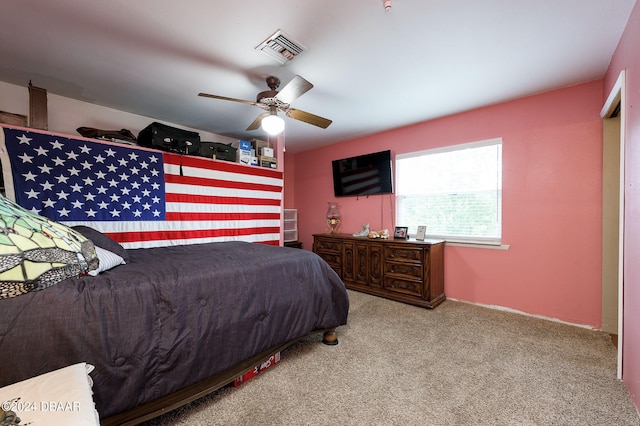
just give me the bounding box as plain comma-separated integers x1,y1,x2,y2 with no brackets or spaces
313,233,445,309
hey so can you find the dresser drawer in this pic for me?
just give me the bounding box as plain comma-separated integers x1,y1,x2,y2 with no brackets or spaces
384,261,423,280
315,238,342,253
384,277,423,298
384,245,425,264
317,251,342,267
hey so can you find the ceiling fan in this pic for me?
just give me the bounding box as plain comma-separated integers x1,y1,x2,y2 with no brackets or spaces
198,75,332,134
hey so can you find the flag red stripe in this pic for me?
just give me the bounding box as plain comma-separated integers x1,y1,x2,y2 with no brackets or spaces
164,173,282,192
165,212,280,221
164,153,282,179
107,226,282,243
165,193,281,206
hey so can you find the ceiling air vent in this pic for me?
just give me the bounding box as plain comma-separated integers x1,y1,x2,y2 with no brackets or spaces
256,29,307,64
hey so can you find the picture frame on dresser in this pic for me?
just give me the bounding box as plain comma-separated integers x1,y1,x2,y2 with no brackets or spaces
394,226,409,240
416,226,426,241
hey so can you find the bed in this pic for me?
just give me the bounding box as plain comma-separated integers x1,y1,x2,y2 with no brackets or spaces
0,229,349,424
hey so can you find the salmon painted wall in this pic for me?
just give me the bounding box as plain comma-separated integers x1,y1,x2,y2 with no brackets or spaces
291,80,604,328
604,0,640,410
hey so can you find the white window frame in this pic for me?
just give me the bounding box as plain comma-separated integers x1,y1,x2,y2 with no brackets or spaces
395,138,503,246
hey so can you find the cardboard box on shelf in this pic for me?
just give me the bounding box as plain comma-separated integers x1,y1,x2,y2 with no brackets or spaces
237,149,252,165
251,139,272,154
232,139,253,151
259,156,277,169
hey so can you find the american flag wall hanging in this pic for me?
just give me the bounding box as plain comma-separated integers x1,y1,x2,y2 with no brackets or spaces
0,126,283,248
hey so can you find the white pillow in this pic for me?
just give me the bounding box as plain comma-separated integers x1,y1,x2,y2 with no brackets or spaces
0,362,100,425
88,246,125,276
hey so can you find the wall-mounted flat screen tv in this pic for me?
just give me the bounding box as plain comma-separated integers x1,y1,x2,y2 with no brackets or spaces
332,150,393,197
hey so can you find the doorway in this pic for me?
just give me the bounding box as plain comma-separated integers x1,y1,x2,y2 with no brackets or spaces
601,70,625,378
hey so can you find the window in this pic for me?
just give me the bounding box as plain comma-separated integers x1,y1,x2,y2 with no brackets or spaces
395,138,502,244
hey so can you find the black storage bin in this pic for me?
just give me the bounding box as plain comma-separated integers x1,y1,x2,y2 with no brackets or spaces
138,122,200,155
200,142,237,162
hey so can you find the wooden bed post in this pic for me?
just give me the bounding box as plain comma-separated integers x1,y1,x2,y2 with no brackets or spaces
322,328,338,345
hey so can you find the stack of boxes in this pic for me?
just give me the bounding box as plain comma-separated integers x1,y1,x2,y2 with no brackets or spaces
258,146,276,169
235,140,255,165
233,139,278,169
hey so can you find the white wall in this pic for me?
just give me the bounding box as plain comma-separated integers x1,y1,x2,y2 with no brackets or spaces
0,81,237,143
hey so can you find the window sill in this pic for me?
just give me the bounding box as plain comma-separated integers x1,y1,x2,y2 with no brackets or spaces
444,240,510,250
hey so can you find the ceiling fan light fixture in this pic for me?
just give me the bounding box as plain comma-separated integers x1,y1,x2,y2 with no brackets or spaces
262,112,285,135
199,74,331,133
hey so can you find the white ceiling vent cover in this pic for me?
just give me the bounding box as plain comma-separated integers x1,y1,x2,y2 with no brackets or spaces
256,30,307,64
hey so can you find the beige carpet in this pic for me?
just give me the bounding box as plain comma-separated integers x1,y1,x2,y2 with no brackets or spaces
143,290,640,425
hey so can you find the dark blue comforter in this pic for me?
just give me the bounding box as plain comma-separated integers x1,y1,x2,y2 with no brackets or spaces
0,241,349,419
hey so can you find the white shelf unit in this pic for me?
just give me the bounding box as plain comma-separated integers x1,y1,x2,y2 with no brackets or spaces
283,209,298,242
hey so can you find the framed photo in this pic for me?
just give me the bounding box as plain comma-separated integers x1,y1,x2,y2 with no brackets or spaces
394,226,408,240
416,226,427,241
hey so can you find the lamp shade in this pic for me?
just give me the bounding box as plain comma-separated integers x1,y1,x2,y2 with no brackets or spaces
0,195,98,299
261,114,285,135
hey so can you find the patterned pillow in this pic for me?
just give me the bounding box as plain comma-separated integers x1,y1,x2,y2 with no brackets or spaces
0,195,98,299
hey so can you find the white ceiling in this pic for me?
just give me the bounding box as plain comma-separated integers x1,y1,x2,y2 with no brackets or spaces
1,1,636,153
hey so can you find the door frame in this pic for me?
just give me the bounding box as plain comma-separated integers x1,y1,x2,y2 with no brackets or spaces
600,70,626,379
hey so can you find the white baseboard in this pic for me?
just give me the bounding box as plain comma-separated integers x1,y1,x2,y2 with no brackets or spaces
447,297,597,331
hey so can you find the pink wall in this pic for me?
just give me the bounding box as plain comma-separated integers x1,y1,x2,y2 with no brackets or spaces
291,80,604,328
604,0,640,410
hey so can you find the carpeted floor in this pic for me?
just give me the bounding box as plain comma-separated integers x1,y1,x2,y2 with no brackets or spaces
143,290,640,425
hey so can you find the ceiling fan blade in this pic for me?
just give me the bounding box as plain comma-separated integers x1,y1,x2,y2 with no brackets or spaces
198,92,259,107
247,112,269,131
286,108,332,129
275,75,313,105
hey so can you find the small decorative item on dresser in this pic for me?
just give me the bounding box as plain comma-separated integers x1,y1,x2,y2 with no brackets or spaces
393,226,409,240
368,229,389,239
352,224,370,237
416,226,427,241
326,202,342,234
